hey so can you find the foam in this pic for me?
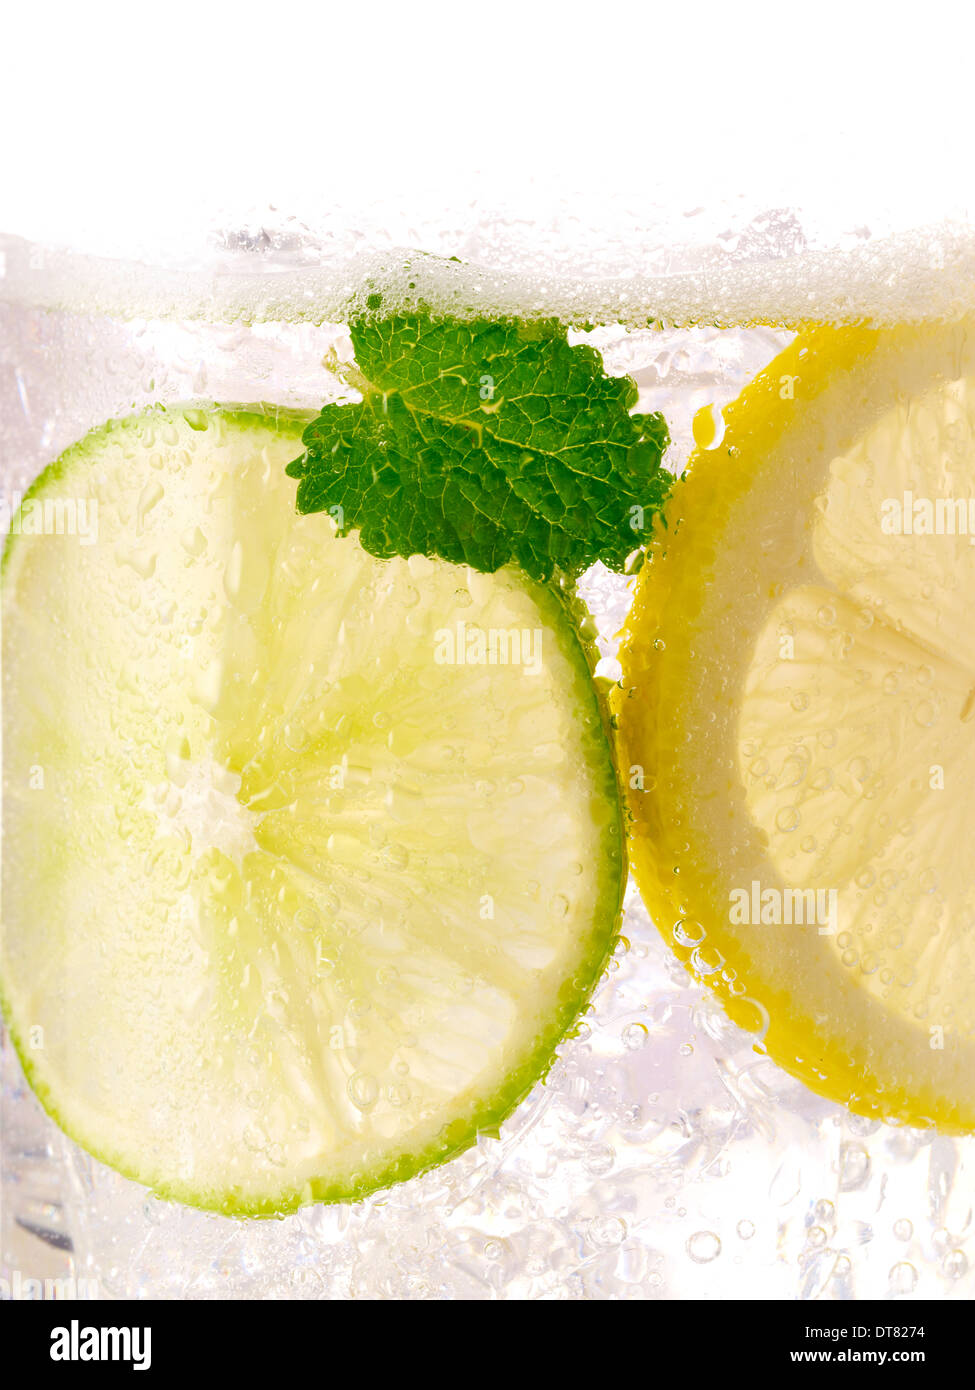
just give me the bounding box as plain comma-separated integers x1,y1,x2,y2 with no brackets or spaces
2,220,975,330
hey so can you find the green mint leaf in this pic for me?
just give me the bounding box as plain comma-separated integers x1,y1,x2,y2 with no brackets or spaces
286,309,670,582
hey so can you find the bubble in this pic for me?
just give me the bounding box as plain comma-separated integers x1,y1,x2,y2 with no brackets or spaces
142,1196,168,1225
588,1215,627,1248
243,1124,268,1153
687,1231,721,1263
347,1073,379,1110
382,843,410,871
293,906,321,932
888,1261,918,1295
914,700,938,728
736,1220,755,1241
942,1249,968,1279
673,918,706,947
893,1218,913,1241
775,806,800,833
583,1145,615,1177
839,1142,871,1191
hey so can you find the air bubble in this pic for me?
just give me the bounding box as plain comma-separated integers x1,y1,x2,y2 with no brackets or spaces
673,919,706,947
687,1231,721,1263
588,1215,627,1247
888,1261,918,1295
839,1142,871,1191
348,1073,379,1110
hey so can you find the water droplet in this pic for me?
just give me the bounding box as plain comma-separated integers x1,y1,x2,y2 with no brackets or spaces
588,1215,627,1248
294,906,321,932
687,1231,721,1263
914,699,938,728
348,1073,379,1110
888,1261,918,1295
136,479,165,529
583,1145,615,1177
839,1142,871,1192
622,1022,648,1050
181,525,207,557
674,918,706,947
382,843,410,871
386,1081,411,1107
223,539,244,601
692,402,726,450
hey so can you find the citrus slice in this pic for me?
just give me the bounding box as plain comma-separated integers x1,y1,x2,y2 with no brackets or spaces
1,406,624,1214
618,318,975,1132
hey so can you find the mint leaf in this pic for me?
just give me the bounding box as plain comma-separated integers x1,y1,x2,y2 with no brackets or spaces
286,309,670,582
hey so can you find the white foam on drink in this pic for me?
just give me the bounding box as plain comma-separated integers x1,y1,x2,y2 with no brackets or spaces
3,217,975,329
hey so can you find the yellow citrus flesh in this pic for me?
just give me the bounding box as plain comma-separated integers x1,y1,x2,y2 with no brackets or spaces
617,318,975,1132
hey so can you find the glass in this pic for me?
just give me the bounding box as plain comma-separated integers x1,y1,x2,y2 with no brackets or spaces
2,202,973,1301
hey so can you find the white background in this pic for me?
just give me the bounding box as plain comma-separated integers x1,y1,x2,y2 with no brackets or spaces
1,0,974,255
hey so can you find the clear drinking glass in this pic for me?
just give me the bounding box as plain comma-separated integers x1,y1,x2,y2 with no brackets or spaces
3,202,974,1300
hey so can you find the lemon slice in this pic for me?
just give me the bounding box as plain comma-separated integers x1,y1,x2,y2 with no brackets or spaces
0,406,624,1213
618,319,975,1131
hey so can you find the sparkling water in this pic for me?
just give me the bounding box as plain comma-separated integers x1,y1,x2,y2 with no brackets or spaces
2,208,974,1300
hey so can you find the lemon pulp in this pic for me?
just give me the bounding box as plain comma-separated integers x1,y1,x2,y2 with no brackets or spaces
619,319,975,1131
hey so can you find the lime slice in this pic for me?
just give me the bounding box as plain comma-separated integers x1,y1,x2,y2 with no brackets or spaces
618,319,975,1132
1,406,623,1213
